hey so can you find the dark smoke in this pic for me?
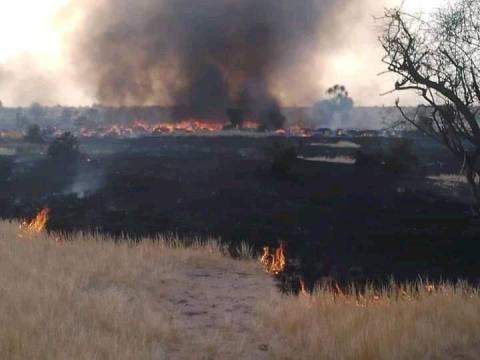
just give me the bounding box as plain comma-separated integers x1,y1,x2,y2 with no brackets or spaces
73,0,350,128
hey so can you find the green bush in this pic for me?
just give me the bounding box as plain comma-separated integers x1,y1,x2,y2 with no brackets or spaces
24,124,45,144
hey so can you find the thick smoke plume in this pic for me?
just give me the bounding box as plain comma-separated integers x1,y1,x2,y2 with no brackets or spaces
73,0,352,128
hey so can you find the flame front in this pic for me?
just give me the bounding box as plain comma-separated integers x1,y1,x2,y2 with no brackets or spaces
79,119,260,137
260,241,286,274
78,119,310,137
20,208,50,235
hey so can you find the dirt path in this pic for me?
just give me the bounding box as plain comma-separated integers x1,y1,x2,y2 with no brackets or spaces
140,262,277,359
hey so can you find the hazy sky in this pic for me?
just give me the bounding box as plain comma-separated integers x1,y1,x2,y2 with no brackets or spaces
0,0,448,107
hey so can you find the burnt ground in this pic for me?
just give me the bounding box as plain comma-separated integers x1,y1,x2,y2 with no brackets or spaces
1,134,480,292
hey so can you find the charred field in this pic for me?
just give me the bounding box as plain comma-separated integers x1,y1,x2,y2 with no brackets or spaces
1,133,479,292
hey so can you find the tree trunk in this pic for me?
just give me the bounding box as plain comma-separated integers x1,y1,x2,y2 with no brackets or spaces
465,161,480,213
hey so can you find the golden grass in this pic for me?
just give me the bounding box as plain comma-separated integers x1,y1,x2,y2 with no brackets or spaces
257,283,480,359
0,221,271,359
2,220,480,359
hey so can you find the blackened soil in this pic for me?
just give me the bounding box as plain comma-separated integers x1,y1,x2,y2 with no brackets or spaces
1,135,479,292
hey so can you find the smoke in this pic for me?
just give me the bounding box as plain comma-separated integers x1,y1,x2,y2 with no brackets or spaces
0,0,429,109
0,62,58,106
71,0,355,127
66,167,105,199
0,55,91,107
63,159,106,199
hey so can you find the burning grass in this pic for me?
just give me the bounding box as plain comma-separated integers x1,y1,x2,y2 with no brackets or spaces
1,220,479,359
260,241,286,275
76,119,311,138
19,207,50,236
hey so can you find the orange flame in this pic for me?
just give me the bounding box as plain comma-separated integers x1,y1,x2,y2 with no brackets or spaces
78,118,313,137
20,208,50,235
80,119,233,137
260,241,286,274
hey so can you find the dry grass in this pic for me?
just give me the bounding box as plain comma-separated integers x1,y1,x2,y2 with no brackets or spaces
2,221,480,359
257,283,480,359
428,173,468,188
0,221,273,359
309,141,361,149
297,155,356,164
0,147,16,156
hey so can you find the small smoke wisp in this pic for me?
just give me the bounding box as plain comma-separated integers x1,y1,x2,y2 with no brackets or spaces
65,161,105,199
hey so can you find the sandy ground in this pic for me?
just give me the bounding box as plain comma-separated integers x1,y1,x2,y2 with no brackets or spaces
139,263,276,359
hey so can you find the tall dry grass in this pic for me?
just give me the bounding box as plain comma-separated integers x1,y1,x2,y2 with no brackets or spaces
427,174,468,184
1,220,480,359
0,221,267,359
257,283,480,359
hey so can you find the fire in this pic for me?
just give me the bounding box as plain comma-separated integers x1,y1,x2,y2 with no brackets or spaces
242,120,259,130
77,118,313,137
274,125,311,137
260,241,286,274
146,119,225,133
285,124,312,137
79,119,234,137
19,208,50,235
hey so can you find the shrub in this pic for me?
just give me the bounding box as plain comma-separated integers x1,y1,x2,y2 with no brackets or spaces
384,140,418,174
266,140,297,178
355,140,417,174
226,108,245,129
24,124,45,144
354,150,377,168
47,132,81,161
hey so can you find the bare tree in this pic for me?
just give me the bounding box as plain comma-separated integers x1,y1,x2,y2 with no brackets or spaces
380,0,480,207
